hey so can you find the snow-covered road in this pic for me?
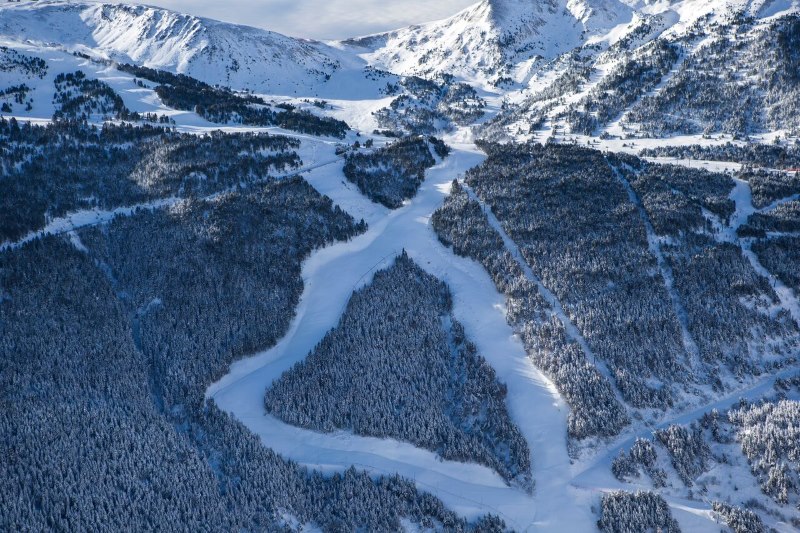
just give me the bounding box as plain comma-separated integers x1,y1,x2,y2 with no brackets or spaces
206,139,596,531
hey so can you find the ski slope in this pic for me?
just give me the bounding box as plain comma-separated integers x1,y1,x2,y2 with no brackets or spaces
207,134,597,531
5,2,800,529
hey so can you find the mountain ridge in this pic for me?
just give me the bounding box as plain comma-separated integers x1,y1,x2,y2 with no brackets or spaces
0,0,350,94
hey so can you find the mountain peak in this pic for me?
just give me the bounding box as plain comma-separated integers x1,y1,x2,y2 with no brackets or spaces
485,0,561,23
359,0,634,84
0,0,345,94
484,0,633,30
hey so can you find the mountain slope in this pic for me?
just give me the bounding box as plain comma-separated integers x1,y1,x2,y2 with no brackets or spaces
349,0,634,85
474,0,800,140
0,1,356,95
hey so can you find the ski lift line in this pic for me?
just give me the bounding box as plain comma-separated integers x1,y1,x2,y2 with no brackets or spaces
458,180,628,408
570,363,800,519
757,192,800,215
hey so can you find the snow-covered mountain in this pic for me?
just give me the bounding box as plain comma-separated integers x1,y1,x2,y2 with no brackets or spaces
349,0,633,84
350,0,800,91
0,1,353,94
5,0,798,98
4,1,800,531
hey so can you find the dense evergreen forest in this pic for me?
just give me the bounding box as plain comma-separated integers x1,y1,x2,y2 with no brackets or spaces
0,175,503,531
0,117,300,242
464,143,686,409
343,136,442,208
4,5,800,528
266,253,532,488
597,491,680,533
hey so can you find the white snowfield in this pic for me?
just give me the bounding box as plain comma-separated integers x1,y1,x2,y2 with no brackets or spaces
207,139,596,531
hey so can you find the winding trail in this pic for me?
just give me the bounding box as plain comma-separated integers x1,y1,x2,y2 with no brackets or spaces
0,197,178,251
206,138,596,531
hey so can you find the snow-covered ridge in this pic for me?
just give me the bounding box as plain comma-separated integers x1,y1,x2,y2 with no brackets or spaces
5,0,798,99
350,0,800,90
348,0,635,85
0,0,346,94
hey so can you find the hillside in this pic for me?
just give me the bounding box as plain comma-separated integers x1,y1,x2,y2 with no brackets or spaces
3,0,800,531
0,0,384,97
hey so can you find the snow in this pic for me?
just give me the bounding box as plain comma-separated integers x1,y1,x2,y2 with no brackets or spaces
749,0,800,19
709,178,800,326
4,1,800,529
567,0,634,33
354,0,589,86
608,160,702,371
207,134,596,531
572,364,800,530
0,0,388,99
